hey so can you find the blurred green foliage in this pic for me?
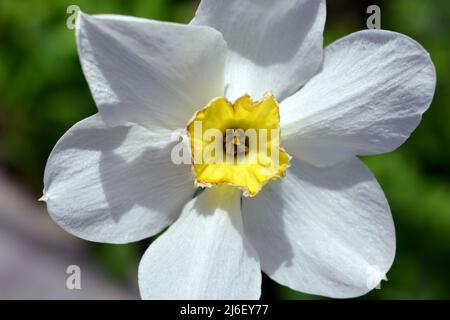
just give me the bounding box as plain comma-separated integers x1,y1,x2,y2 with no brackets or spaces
0,0,449,299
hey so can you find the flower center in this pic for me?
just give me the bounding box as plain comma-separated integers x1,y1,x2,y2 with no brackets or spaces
187,93,291,197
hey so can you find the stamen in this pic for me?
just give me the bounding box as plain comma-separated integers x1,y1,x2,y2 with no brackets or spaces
223,129,249,157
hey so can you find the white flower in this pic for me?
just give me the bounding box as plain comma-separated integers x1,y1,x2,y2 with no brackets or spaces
42,0,436,299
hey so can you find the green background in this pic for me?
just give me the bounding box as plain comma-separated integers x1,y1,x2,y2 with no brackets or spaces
0,0,449,299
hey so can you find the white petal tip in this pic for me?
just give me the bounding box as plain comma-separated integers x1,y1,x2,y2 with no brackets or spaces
38,194,49,202
366,265,388,290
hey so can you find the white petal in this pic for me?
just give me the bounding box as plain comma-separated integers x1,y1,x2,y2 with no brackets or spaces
76,13,227,131
242,158,395,298
191,0,326,101
139,186,261,300
43,115,195,244
281,30,436,167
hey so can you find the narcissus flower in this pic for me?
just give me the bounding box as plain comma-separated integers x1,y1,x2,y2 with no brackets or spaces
42,0,435,299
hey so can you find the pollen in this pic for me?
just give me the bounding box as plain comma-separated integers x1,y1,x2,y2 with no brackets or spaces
187,93,291,197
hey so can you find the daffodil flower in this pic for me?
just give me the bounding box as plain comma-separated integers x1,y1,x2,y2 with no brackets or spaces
42,0,436,299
